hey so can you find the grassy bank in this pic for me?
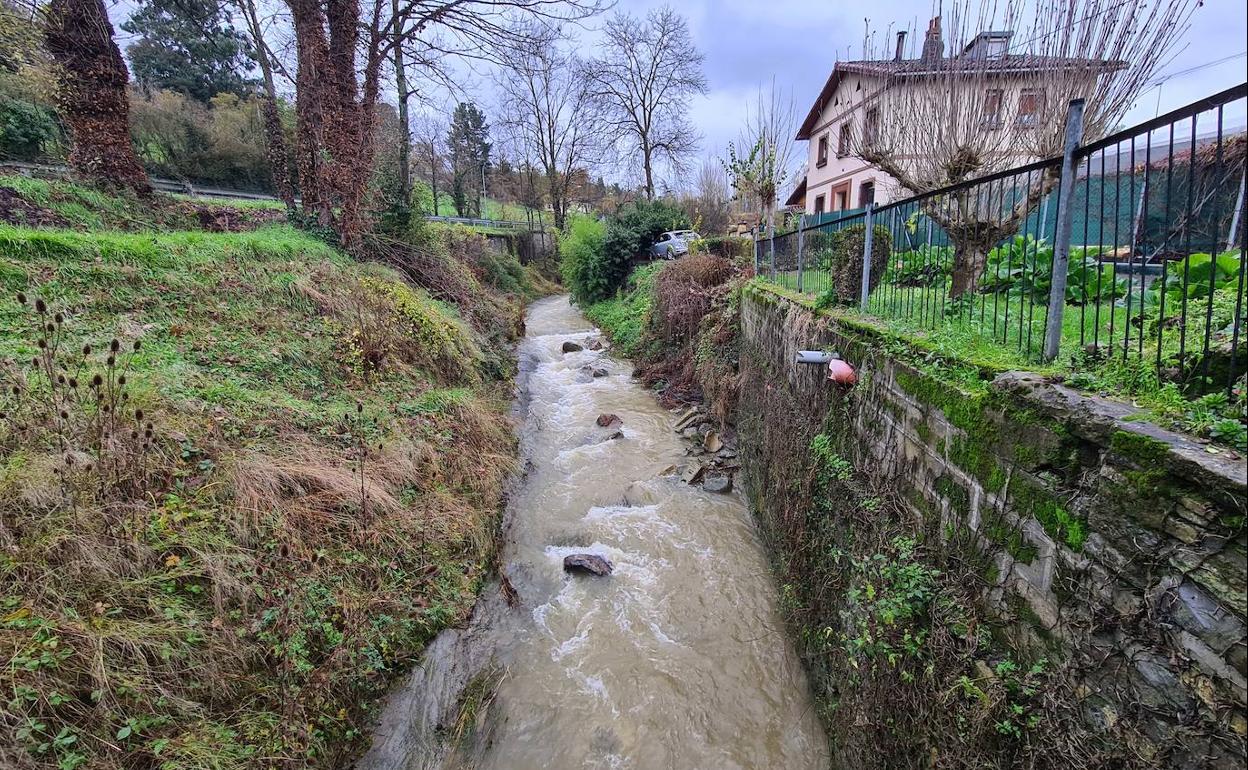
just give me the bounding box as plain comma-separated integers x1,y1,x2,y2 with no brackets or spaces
0,208,545,767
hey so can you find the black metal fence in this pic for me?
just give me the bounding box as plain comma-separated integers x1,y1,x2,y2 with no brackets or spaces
757,83,1247,394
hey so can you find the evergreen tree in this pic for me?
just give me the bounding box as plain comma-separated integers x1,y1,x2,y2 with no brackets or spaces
122,0,252,102
446,102,491,218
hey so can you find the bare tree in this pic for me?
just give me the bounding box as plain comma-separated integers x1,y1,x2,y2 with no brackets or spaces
281,0,604,249
497,24,605,230
724,81,798,241
42,0,150,192
411,114,446,215
851,0,1200,297
688,156,730,235
589,6,707,200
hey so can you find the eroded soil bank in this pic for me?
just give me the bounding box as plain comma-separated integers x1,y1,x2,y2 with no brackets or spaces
359,295,829,769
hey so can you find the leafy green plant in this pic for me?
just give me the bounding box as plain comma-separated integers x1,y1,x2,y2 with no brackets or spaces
979,236,1125,305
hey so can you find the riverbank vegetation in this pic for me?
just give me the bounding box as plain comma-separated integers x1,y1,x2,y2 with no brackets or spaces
0,180,550,767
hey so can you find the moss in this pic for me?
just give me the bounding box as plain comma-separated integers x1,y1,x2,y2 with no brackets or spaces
1109,429,1171,467
935,474,972,519
1009,475,1086,551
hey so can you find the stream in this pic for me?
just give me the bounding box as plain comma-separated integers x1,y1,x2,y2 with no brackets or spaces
358,295,829,770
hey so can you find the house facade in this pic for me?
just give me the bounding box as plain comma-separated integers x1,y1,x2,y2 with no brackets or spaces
791,18,1104,217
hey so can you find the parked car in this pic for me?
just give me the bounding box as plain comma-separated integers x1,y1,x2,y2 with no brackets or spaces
650,230,701,259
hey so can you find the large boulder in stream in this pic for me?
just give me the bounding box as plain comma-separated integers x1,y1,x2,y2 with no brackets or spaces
563,554,613,577
596,413,622,428
561,341,584,353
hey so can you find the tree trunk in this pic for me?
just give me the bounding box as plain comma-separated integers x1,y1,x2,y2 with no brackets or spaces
44,0,150,193
240,0,296,211
642,142,654,201
390,0,411,209
429,143,438,216
949,241,990,298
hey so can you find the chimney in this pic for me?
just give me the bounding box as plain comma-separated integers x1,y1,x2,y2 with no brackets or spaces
921,16,944,61
894,31,907,61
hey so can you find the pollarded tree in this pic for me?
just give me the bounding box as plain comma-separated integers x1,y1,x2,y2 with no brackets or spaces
43,0,150,192
447,102,491,218
589,6,707,200
850,0,1200,298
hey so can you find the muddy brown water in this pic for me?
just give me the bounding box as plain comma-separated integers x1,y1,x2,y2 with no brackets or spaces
359,295,829,770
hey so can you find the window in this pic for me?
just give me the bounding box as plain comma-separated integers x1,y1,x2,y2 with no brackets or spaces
817,134,829,167
1017,88,1044,128
814,194,826,214
983,88,1004,128
835,190,848,210
864,107,880,148
837,122,852,158
859,181,875,206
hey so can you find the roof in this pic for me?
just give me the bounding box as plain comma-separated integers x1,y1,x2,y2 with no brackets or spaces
795,54,1127,140
783,176,807,207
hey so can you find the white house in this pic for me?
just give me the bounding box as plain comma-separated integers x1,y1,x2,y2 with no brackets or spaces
789,17,1113,217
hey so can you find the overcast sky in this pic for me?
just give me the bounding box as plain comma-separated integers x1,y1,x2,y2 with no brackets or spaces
109,0,1248,192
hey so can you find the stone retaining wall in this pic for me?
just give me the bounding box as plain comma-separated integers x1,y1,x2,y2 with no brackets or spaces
737,282,1246,766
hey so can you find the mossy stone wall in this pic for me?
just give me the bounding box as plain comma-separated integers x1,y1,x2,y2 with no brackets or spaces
738,281,1247,767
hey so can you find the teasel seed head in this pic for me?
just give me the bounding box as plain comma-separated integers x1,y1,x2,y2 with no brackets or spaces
16,292,26,305
118,375,126,386
109,339,120,353
91,373,103,388
106,355,115,367
54,313,63,325
133,340,142,352
135,409,144,421
34,298,46,313
82,343,92,356
68,378,77,389
45,323,55,333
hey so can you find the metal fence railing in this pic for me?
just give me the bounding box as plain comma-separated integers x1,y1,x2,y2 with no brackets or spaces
756,83,1247,394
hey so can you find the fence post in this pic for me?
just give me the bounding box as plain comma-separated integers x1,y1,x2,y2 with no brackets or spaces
1042,99,1086,362
796,226,805,292
859,203,875,311
753,229,760,274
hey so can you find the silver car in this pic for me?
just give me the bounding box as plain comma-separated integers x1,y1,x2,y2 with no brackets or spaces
650,230,701,259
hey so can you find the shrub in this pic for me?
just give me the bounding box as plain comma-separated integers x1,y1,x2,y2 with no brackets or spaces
558,214,607,304
560,200,689,304
690,235,752,263
813,223,892,306
0,96,63,160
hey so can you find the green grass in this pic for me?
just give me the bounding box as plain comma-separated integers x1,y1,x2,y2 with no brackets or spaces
0,221,525,768
758,275,1247,449
170,192,288,211
428,192,542,224
2,175,288,232
583,262,663,357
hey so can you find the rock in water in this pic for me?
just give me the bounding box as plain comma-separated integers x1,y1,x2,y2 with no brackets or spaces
563,554,612,576
703,475,733,493
561,341,583,353
596,413,622,428
591,368,608,378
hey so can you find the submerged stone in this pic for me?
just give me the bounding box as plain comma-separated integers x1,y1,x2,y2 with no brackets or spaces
703,475,733,493
596,413,622,428
563,553,613,577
